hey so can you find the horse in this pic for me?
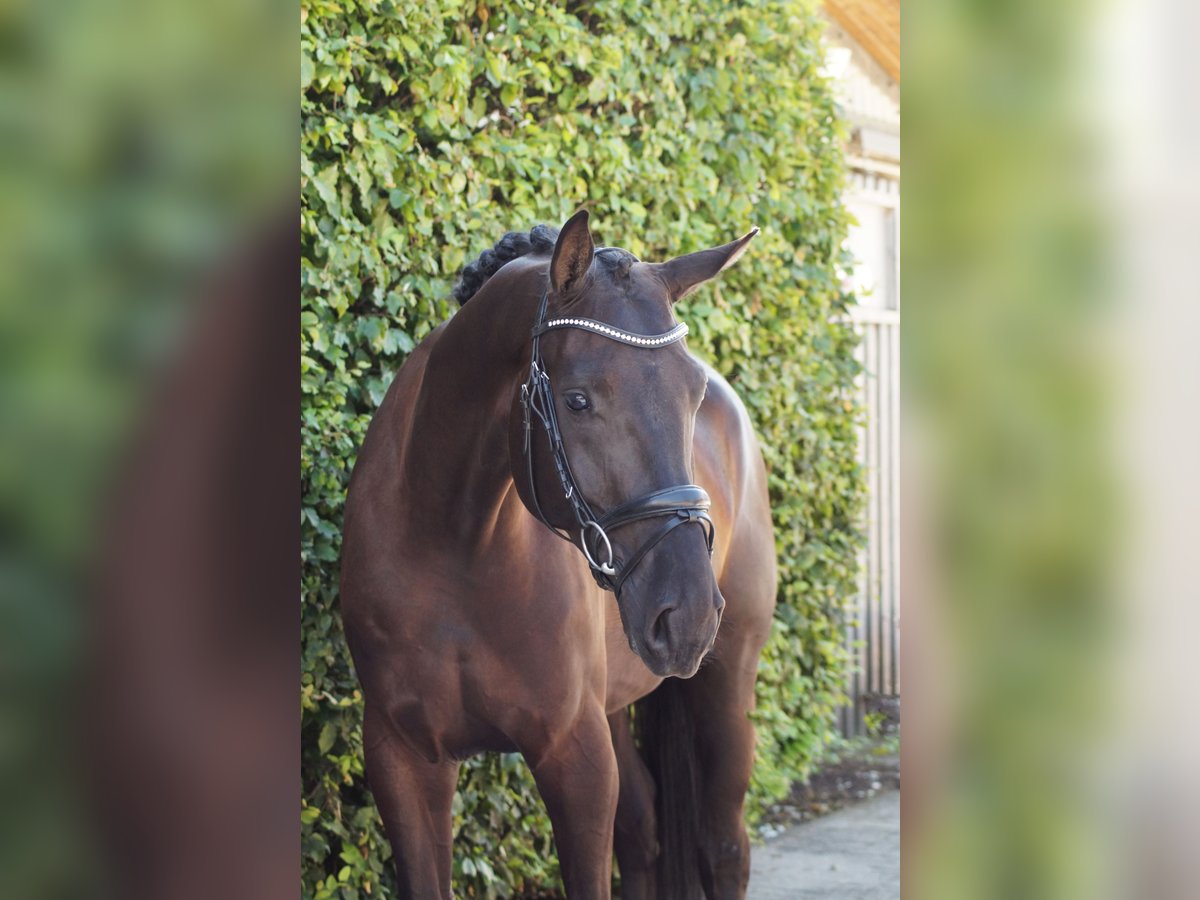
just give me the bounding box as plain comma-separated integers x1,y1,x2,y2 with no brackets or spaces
340,210,777,899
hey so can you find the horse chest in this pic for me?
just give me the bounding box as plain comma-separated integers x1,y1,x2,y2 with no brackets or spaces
602,602,663,712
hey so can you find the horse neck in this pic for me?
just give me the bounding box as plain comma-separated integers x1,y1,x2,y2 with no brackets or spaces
399,260,545,546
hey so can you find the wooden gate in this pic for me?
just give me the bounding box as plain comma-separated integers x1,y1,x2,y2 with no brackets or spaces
838,161,901,738
840,306,900,737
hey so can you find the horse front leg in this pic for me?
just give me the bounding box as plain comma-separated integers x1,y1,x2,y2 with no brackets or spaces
528,705,620,899
362,705,460,900
609,707,659,900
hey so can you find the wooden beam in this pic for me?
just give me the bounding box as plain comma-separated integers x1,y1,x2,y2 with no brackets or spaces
825,0,900,81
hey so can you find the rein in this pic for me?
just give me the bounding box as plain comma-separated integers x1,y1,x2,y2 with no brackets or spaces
519,289,715,594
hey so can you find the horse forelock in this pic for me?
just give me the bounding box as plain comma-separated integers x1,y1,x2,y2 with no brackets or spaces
593,246,637,280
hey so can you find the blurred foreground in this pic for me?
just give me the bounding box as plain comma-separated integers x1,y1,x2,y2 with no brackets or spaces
904,0,1200,897
0,1,295,898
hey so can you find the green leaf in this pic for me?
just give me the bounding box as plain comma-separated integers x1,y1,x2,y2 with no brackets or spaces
587,76,607,105
318,722,337,755
311,164,340,211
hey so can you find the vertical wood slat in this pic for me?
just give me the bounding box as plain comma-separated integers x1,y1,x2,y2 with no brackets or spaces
879,319,892,698
868,321,879,733
889,319,900,695
876,321,885,697
848,318,869,737
872,321,884,700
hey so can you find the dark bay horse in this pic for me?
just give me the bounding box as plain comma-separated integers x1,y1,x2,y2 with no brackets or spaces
340,210,777,899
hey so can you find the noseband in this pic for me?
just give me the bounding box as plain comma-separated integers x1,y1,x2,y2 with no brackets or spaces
519,288,715,594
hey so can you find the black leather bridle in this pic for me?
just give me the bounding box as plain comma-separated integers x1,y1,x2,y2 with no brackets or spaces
519,287,715,594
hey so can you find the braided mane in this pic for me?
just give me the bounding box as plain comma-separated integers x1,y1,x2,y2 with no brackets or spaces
452,224,560,306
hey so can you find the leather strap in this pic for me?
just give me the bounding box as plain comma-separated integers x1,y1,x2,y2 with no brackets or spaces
605,508,715,595
596,485,712,532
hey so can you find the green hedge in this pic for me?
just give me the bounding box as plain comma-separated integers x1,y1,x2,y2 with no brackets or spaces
301,1,863,896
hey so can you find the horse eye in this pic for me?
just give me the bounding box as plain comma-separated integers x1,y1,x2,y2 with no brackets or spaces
564,391,591,412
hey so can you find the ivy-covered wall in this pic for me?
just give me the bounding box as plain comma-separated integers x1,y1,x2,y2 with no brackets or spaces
300,0,863,896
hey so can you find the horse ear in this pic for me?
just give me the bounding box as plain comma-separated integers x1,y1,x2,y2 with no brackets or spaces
653,227,760,302
550,209,595,297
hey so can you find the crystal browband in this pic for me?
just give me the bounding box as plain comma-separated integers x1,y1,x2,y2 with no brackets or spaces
532,317,689,348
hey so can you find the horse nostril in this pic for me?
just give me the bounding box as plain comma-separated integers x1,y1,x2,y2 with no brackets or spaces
647,605,675,653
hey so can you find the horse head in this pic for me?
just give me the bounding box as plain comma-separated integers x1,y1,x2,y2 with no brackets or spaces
510,210,758,678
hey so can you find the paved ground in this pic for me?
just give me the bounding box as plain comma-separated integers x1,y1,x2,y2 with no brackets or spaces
748,790,899,899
